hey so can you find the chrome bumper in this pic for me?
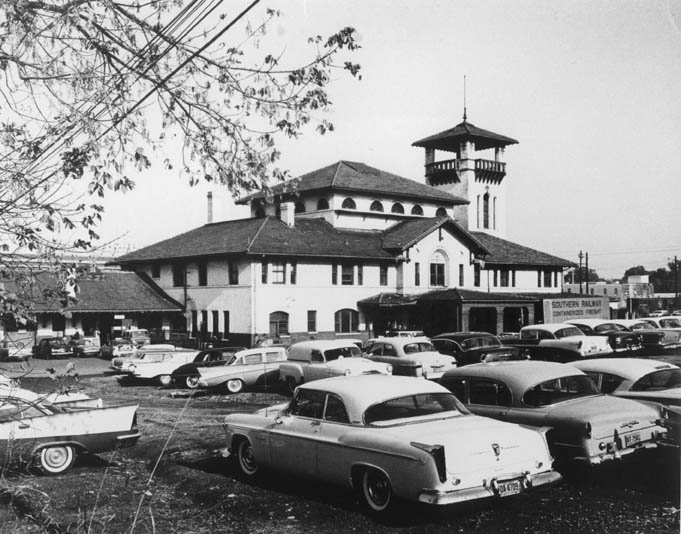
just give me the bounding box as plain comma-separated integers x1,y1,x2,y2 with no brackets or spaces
417,471,562,505
116,432,141,448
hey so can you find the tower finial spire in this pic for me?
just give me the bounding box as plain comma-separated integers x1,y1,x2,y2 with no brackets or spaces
463,75,467,121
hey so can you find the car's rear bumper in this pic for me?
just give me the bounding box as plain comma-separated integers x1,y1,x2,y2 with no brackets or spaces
417,471,562,505
116,432,141,448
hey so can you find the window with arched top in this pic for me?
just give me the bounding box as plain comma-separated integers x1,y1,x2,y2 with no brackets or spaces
429,250,448,287
334,309,359,333
483,193,490,229
391,202,404,214
411,204,423,216
435,207,448,218
476,195,481,228
341,197,356,210
317,198,330,210
493,197,497,230
269,311,289,337
254,206,266,218
370,200,384,212
295,201,305,214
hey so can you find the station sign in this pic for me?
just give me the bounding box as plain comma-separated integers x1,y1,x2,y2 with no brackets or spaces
543,297,609,322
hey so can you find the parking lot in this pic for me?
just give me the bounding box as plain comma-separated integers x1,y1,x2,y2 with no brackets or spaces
0,353,679,534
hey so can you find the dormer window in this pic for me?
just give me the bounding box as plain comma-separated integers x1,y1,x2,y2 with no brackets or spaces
342,198,356,210
370,200,384,212
411,204,423,216
391,202,404,214
317,198,329,210
435,207,448,217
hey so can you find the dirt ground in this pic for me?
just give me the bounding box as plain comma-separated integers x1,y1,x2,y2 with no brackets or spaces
0,359,679,534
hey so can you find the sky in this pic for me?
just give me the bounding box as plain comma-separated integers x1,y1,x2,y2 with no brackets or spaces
95,0,681,279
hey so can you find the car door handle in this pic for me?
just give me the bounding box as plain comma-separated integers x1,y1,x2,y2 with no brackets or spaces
310,420,321,426
18,423,29,429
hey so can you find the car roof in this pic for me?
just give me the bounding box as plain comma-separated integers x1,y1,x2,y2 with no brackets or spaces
370,336,432,346
289,340,361,351
443,361,586,391
570,358,679,381
566,319,614,327
432,332,496,340
297,375,450,418
521,323,581,333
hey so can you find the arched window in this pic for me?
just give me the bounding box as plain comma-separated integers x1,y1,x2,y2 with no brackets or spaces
493,197,497,230
341,197,356,210
295,201,306,214
334,309,359,333
391,202,404,214
476,195,481,228
429,250,448,287
269,311,289,337
254,206,266,218
370,200,384,212
435,207,448,218
411,204,423,216
317,198,330,210
483,193,490,229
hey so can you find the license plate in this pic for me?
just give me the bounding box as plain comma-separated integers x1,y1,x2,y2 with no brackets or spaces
624,432,641,447
497,479,522,497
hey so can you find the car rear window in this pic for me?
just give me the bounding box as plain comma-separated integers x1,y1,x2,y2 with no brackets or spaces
324,346,361,360
403,342,436,354
522,375,600,406
364,393,468,425
631,369,681,391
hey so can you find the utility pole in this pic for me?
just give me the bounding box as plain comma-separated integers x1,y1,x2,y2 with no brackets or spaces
675,256,679,309
578,250,584,294
585,252,589,295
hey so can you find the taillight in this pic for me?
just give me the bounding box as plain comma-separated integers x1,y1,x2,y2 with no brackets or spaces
584,422,592,437
411,442,447,482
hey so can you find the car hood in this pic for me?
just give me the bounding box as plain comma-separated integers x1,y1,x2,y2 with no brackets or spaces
324,357,391,374
405,351,456,365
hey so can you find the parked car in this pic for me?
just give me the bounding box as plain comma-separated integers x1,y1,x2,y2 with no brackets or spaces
279,340,392,394
364,336,457,379
565,319,643,354
440,361,668,465
196,347,287,393
0,384,140,475
502,323,613,362
0,332,34,361
171,346,248,388
639,316,681,331
224,374,561,511
110,345,190,373
121,328,151,348
431,332,526,366
610,319,681,352
70,336,102,358
123,350,200,385
32,337,74,359
100,338,136,359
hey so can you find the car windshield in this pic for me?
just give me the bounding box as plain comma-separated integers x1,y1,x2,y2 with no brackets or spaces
554,327,583,338
631,369,681,391
660,318,681,328
403,342,436,354
460,336,501,350
323,346,362,361
364,393,468,425
523,375,601,406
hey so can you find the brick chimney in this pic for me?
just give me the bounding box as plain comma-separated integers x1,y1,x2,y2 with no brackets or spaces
280,201,295,227
207,191,213,224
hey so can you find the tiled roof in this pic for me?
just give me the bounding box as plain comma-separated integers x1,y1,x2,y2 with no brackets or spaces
116,217,395,264
9,271,182,313
412,119,518,153
237,161,468,205
382,217,489,254
471,232,575,268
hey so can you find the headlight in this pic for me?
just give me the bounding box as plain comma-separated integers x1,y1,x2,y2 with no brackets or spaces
344,369,352,376
128,364,136,373
386,364,393,374
414,366,424,377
